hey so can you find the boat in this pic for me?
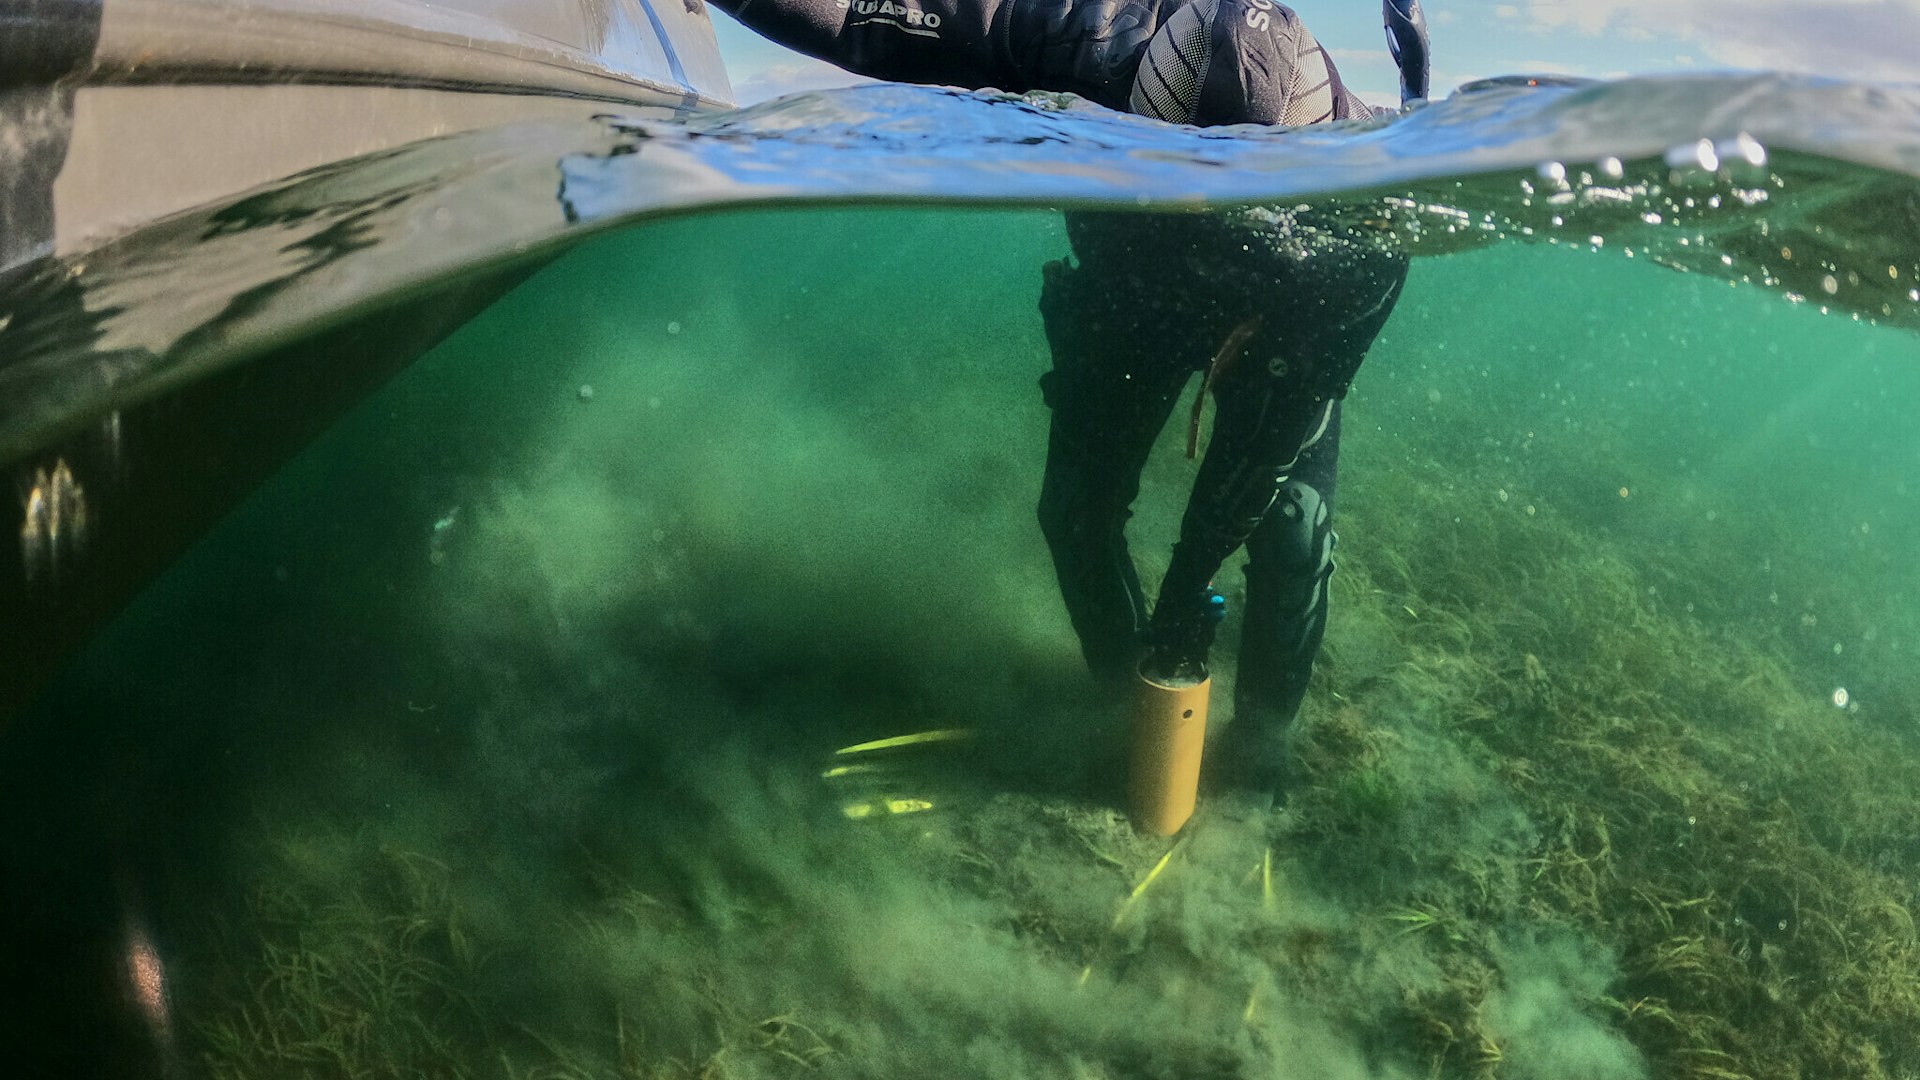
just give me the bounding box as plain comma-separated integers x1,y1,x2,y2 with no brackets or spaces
1,0,735,723
3,0,732,273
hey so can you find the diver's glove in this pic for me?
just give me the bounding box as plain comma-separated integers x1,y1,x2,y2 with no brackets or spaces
1142,588,1228,684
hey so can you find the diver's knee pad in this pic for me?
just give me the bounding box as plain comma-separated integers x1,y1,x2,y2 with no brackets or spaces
1252,476,1334,583
1128,0,1351,128
1240,476,1335,678
1230,478,1334,742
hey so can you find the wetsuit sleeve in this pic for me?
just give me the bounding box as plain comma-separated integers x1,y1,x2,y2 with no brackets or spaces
716,0,1370,130
715,0,1007,90
713,0,1165,110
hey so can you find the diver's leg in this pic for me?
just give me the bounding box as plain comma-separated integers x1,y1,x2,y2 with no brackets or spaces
1198,245,1405,792
1149,374,1334,679
1218,402,1343,787
1036,256,1190,682
1146,239,1406,680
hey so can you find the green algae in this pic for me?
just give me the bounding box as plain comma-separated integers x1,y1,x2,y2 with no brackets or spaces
41,206,1917,1079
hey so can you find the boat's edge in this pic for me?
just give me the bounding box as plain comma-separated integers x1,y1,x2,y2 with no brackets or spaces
0,0,735,274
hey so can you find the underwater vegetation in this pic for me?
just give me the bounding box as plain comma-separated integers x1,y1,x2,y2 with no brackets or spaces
178,455,1920,1079
39,206,1920,1080
178,444,1920,1078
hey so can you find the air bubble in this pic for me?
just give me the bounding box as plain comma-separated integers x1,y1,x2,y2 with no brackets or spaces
1664,138,1719,179
1665,140,1715,170
1715,132,1768,172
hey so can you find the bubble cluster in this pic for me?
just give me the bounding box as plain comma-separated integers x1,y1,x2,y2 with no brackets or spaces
1350,130,1920,332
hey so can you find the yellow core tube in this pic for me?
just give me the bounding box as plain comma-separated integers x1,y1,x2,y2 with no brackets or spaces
1128,673,1212,835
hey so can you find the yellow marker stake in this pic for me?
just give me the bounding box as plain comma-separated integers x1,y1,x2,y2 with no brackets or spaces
841,796,937,820
1082,837,1193,986
1111,839,1185,929
1129,846,1177,901
1262,847,1275,911
834,729,973,755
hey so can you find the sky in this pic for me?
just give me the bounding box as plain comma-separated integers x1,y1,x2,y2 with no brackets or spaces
714,0,1920,109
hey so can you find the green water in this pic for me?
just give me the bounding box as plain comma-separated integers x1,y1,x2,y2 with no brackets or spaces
40,206,1920,1079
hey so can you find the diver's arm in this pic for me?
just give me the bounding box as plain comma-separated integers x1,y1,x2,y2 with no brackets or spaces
713,0,1166,110
712,0,1008,93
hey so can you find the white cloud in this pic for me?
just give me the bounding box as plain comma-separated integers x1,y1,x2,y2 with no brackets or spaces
1328,47,1392,64
1504,58,1582,74
1495,4,1521,16
1348,85,1400,110
1518,0,1920,83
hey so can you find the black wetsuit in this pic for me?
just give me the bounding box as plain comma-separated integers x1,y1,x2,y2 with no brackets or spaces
715,0,1412,779
722,0,1373,125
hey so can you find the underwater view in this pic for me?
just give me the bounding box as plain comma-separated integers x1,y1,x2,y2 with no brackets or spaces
4,75,1920,1079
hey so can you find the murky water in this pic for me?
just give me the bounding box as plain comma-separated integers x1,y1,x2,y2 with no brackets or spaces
3,76,1920,1079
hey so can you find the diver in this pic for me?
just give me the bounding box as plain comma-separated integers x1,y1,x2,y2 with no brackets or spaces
712,0,1430,808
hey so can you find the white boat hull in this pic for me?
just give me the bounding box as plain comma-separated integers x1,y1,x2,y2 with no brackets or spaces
2,0,735,273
